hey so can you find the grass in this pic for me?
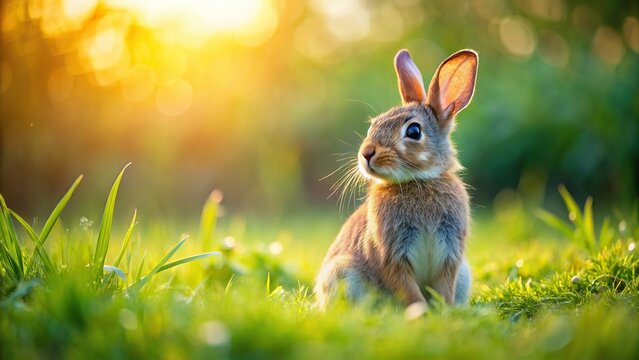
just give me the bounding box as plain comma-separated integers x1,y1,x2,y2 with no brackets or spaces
1,167,639,359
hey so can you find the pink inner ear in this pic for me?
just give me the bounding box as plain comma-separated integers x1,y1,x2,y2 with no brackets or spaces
395,50,426,105
436,54,477,116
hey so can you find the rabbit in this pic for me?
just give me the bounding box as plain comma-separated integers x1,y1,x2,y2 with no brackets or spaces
315,48,478,310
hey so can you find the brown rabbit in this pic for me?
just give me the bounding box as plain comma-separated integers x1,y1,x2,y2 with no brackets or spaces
315,49,478,310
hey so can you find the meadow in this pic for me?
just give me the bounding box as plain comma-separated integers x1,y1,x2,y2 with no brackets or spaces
2,166,638,359
2,0,639,358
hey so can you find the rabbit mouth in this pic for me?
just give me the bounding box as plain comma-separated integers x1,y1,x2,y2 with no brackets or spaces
358,150,428,183
358,157,382,179
359,157,441,183
358,158,401,182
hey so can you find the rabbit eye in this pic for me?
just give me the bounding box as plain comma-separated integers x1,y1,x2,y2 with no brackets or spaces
405,123,421,140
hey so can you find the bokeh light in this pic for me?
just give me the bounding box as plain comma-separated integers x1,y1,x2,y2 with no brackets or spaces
625,17,639,52
538,30,569,67
591,26,625,66
499,16,536,58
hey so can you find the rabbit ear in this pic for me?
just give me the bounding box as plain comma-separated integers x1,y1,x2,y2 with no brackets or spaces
427,50,478,127
394,50,427,105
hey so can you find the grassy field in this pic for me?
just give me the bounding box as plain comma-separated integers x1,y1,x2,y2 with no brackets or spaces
1,170,639,359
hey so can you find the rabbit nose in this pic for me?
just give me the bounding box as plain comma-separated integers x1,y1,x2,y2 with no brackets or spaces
361,145,376,162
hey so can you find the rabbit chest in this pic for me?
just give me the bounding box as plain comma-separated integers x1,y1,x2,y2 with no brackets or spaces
406,227,447,285
369,209,449,286
367,178,468,285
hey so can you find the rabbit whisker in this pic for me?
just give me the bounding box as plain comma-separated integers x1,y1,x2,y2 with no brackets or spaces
320,161,356,182
335,138,359,150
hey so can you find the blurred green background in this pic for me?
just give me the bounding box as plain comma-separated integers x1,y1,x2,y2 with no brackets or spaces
1,0,638,219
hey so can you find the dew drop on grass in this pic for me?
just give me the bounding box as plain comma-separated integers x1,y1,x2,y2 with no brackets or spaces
568,211,576,221
516,259,524,268
79,216,94,231
629,242,636,252
404,302,428,321
618,220,627,232
571,275,580,284
198,321,230,346
119,308,138,330
269,242,283,255
222,236,236,250
210,190,224,204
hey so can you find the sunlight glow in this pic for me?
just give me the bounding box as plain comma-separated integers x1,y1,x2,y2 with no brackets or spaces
23,0,278,48
5,0,280,112
63,0,98,23
106,0,276,45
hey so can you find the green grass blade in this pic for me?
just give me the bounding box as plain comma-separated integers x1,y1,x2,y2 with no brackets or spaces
632,201,639,242
10,210,55,274
598,217,614,249
113,209,137,268
266,272,271,296
39,175,83,245
0,195,23,277
135,254,146,282
8,210,38,242
583,196,596,252
199,190,222,251
127,236,188,293
93,163,131,282
558,185,582,225
224,274,234,295
0,241,21,282
157,251,220,273
5,212,22,274
535,209,574,240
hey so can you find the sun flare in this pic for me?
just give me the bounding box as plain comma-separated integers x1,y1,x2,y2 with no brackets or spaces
21,0,278,47
107,0,277,43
